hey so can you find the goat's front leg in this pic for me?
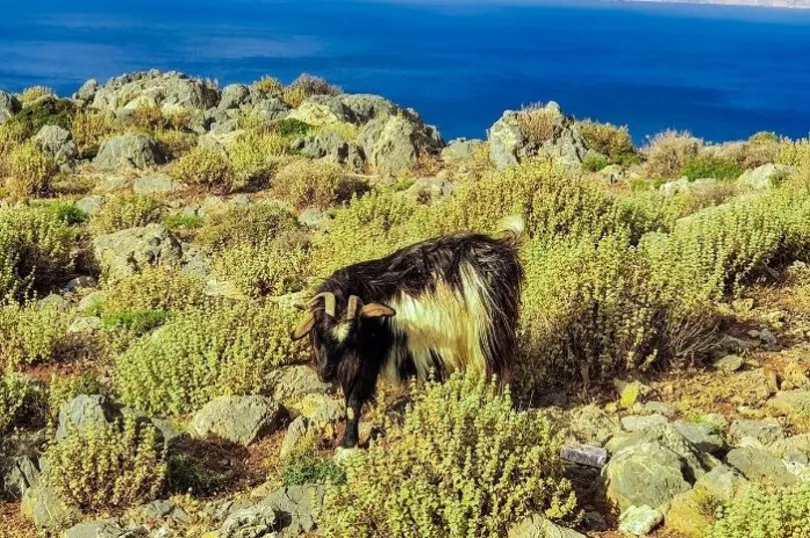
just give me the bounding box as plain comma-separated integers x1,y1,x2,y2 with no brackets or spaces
340,395,364,448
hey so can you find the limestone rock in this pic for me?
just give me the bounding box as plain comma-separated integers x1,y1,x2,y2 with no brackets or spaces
189,395,285,446
291,131,365,172
34,125,78,165
441,138,485,164
713,354,744,372
568,404,621,446
361,114,443,176
0,90,21,124
75,195,107,216
21,483,81,531
94,133,166,171
63,520,128,538
268,366,331,406
726,447,798,486
260,484,326,536
769,390,810,416
78,291,106,313
619,505,663,536
693,465,750,501
133,173,184,195
738,163,794,190
219,504,280,538
67,316,104,334
672,421,726,455
92,224,183,280
92,70,220,114
621,414,668,432
1,455,42,499
507,514,586,538
56,394,118,440
729,418,785,445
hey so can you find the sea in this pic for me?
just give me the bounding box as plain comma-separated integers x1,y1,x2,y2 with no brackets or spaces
2,0,810,143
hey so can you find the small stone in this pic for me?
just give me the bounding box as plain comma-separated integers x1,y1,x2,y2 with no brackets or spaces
508,514,586,538
618,505,663,536
21,484,81,531
581,511,608,532
189,395,285,446
621,414,668,432
559,444,608,468
729,418,785,445
64,276,97,292
133,173,183,195
700,413,729,432
714,355,744,372
643,401,677,417
67,316,103,334
760,328,778,348
63,520,126,538
75,195,107,216
219,505,279,538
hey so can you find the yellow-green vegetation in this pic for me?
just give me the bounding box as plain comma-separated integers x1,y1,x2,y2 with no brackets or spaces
579,120,637,164
171,146,233,190
4,141,58,199
71,110,120,157
282,74,342,107
89,193,161,235
0,301,70,369
214,239,309,298
705,483,810,538
0,204,78,301
272,159,366,210
281,440,346,487
320,373,579,538
45,416,167,512
115,301,306,416
0,369,40,433
101,266,207,315
17,86,55,105
644,130,703,179
195,202,300,251
516,103,562,143
680,155,743,181
226,129,289,188
252,75,284,96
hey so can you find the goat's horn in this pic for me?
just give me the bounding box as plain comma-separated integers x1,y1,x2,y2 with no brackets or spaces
311,292,336,317
346,295,360,320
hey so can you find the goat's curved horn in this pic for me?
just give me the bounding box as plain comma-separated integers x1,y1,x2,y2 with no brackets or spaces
310,292,336,317
291,312,315,341
346,295,361,320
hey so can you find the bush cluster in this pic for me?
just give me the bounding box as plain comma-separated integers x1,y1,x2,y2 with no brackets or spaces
579,120,636,164
706,483,810,538
680,155,743,181
644,130,703,179
213,240,309,298
17,86,55,105
0,301,70,369
45,416,167,512
71,110,120,157
516,103,562,143
89,193,161,235
115,301,306,416
101,265,207,315
272,159,366,210
4,142,58,199
0,204,78,302
320,373,579,538
0,369,41,433
282,74,342,107
195,202,300,251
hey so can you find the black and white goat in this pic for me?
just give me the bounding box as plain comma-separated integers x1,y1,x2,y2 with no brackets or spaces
291,217,525,448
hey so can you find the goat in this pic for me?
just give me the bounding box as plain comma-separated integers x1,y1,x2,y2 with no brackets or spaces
291,216,525,448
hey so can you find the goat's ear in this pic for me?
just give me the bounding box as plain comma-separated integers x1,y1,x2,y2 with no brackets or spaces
291,312,315,341
359,303,396,319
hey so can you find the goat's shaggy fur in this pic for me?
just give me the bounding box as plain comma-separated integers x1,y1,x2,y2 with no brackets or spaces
292,216,525,447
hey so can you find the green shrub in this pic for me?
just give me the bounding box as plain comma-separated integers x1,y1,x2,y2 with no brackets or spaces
195,203,300,251
115,301,306,416
227,130,290,189
102,309,171,335
4,141,58,199
17,86,55,105
706,483,810,538
4,98,75,138
680,155,743,181
101,266,207,315
0,204,78,302
252,76,284,96
45,415,166,512
282,443,346,487
1,369,41,433
0,301,70,369
579,120,636,162
582,152,609,172
272,159,366,210
163,213,202,231
270,118,312,138
71,110,119,157
282,74,341,107
47,372,102,424
320,373,579,538
644,130,702,178
89,193,161,235
213,240,309,298
170,147,233,191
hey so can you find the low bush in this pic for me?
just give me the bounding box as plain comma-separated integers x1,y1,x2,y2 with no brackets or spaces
272,159,366,210
281,442,346,487
101,266,207,315
102,309,171,335
0,204,78,301
579,120,636,163
4,141,58,199
252,76,284,96
680,155,743,181
320,373,579,538
170,147,233,191
163,213,203,232
582,152,609,172
644,130,703,179
213,240,309,298
115,301,306,416
0,369,41,433
45,416,167,512
270,118,312,138
706,483,810,538
195,203,300,251
0,301,70,369
516,103,562,143
776,138,810,173
282,74,342,107
4,98,75,138
89,193,161,235
226,130,289,189
71,110,119,157
17,86,55,105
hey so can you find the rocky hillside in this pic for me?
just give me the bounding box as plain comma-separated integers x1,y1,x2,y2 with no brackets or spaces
2,70,810,538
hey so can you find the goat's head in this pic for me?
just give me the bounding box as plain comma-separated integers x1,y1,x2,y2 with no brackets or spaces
291,292,396,384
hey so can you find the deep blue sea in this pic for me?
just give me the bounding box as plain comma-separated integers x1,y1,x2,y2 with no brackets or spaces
2,0,810,143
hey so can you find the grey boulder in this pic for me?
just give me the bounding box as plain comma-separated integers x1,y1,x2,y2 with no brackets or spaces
94,133,166,171
92,224,183,280
33,125,78,165
189,395,285,446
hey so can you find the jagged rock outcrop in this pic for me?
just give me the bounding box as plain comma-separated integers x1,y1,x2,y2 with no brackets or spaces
92,224,184,279
33,125,79,165
0,90,21,124
94,133,166,170
91,70,220,115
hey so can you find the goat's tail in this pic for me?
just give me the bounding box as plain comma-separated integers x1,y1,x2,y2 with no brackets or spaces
495,215,526,248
